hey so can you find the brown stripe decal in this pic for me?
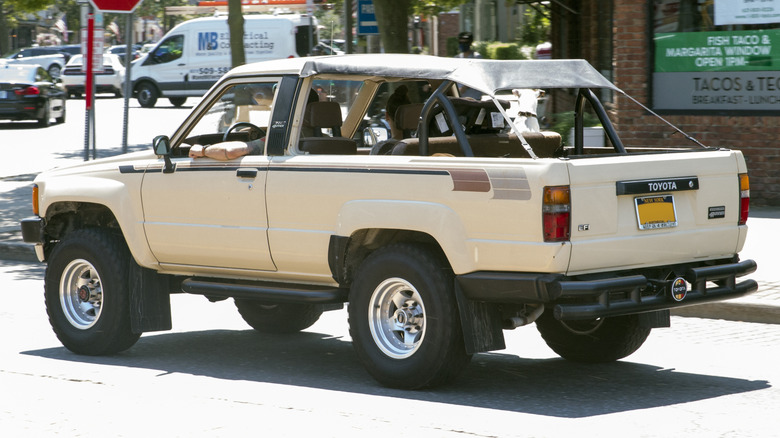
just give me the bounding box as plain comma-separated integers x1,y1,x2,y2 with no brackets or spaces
450,169,491,192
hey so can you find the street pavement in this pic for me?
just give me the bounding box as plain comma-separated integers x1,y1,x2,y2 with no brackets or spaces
0,151,777,325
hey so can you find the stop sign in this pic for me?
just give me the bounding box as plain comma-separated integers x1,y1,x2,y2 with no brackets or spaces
89,0,143,13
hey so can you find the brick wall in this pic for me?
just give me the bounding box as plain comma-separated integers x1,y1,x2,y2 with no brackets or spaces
437,12,460,57
613,0,780,205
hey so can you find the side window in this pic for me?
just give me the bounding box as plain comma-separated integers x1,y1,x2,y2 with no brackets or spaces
184,80,279,144
151,35,184,64
360,80,431,147
306,79,363,137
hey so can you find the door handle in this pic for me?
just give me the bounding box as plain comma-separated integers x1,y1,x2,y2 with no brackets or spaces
237,168,257,179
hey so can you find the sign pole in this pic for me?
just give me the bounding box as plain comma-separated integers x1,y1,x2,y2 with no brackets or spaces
122,11,133,154
84,12,94,161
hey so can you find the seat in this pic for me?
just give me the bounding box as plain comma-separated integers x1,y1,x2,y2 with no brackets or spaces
299,101,357,155
394,103,424,138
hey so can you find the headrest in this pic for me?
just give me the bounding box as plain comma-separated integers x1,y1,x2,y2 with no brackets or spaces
394,103,424,131
303,101,343,128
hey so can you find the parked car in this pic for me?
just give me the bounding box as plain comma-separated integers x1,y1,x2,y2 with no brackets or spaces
61,54,126,98
4,47,67,78
50,44,82,62
0,63,66,126
106,45,142,64
22,55,757,389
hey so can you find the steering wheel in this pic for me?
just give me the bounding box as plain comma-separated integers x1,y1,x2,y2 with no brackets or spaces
223,122,265,142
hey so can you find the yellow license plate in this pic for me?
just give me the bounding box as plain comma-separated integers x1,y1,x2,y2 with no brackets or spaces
635,195,678,230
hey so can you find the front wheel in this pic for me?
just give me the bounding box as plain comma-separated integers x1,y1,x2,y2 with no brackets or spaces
136,82,158,108
535,311,651,363
44,229,140,355
348,243,471,389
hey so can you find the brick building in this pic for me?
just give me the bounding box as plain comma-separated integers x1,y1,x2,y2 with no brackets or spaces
549,0,780,205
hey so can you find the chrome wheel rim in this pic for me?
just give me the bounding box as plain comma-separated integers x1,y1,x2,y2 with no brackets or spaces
368,278,426,359
59,259,103,330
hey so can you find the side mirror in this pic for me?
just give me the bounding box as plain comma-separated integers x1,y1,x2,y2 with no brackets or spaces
362,127,376,147
152,135,175,173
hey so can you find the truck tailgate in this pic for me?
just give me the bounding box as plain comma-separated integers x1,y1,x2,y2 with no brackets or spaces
565,149,748,275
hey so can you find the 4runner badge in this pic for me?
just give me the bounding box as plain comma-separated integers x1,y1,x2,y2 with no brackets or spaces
671,277,688,302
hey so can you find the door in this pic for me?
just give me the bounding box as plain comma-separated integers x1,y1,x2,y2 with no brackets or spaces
141,79,281,272
144,33,188,95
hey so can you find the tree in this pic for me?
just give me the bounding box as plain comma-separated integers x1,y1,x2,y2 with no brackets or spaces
372,0,466,54
0,0,52,55
227,0,244,67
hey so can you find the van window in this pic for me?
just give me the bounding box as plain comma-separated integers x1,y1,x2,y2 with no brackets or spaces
151,35,184,64
185,80,279,142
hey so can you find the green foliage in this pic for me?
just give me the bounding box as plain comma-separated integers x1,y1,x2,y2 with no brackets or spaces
411,0,467,15
485,42,524,60
549,111,602,145
446,36,458,57
519,5,550,46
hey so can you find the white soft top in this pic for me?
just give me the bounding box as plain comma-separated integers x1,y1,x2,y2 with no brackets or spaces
229,54,621,97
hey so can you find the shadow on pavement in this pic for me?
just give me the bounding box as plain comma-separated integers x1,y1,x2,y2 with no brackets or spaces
23,328,769,418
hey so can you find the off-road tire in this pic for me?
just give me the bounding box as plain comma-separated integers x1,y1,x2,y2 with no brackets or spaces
234,300,323,333
535,310,651,363
44,228,140,355
348,243,471,389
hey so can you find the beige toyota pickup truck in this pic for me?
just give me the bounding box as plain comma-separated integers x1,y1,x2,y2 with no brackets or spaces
22,55,757,389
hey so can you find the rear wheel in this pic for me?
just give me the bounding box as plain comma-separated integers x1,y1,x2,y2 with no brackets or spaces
348,243,471,389
234,300,323,333
136,82,158,108
55,102,66,124
168,97,187,107
535,311,650,363
37,105,50,127
44,228,140,355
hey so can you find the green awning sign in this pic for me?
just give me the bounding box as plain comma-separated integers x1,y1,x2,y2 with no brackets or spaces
655,29,780,72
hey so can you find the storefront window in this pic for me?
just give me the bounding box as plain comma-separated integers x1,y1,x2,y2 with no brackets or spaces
652,0,780,112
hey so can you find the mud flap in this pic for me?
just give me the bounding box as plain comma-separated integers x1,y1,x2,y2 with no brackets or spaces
454,282,506,354
638,310,671,328
128,263,172,334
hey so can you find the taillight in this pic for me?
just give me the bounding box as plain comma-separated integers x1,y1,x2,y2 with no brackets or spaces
32,184,39,216
14,86,40,96
739,173,749,225
543,185,571,242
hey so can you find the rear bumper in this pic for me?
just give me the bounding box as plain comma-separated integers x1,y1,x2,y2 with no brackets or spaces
457,259,758,321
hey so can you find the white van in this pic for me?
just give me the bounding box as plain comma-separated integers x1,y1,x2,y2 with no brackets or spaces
130,14,316,108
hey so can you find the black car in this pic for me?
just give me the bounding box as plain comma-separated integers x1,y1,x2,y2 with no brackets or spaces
0,63,67,126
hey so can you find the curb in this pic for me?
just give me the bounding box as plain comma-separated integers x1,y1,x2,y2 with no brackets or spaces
0,238,776,325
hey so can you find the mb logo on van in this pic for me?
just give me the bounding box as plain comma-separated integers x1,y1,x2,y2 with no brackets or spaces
198,32,219,51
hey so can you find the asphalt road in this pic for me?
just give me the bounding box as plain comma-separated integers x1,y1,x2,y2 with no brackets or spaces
1,257,778,437
1,96,778,437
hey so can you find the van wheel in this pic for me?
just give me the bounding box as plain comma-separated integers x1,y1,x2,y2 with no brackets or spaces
44,229,140,355
137,82,158,108
348,243,471,389
535,311,650,363
234,300,323,333
169,97,187,107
